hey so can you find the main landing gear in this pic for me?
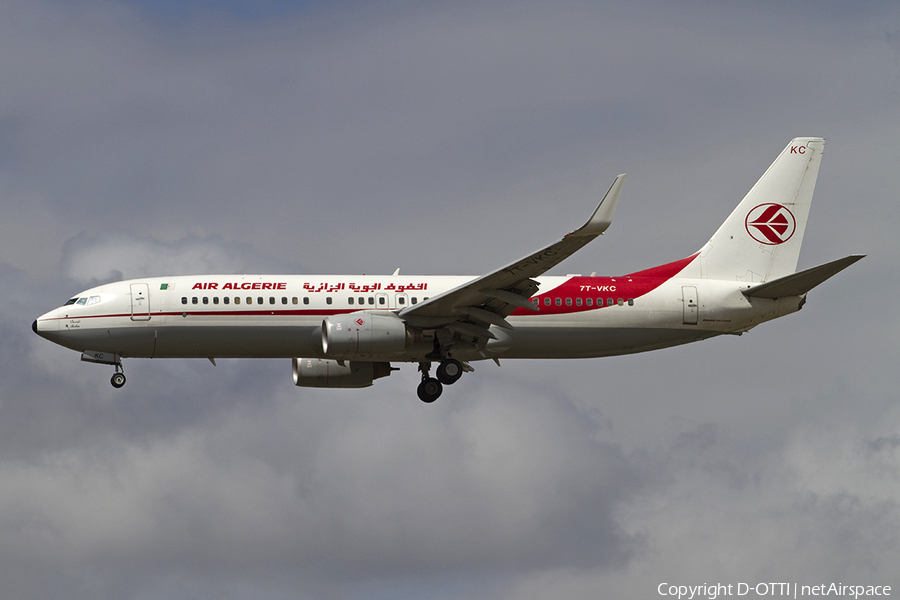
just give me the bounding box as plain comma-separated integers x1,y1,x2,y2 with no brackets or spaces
436,358,463,385
416,358,465,403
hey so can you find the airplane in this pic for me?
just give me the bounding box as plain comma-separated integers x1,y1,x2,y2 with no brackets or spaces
33,137,863,402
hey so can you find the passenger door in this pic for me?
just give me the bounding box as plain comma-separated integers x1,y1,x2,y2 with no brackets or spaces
130,283,151,321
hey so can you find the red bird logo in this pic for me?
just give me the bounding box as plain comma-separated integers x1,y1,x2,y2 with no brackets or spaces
745,203,796,245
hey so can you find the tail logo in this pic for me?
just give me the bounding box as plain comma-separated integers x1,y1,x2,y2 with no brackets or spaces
745,203,796,245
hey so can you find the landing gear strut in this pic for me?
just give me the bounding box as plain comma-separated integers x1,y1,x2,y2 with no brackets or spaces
417,362,442,403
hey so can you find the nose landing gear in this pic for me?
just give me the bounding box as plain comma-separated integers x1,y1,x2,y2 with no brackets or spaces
109,359,127,388
80,350,127,388
111,370,126,389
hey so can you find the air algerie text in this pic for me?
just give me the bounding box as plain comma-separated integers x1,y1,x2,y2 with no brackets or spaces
192,282,287,290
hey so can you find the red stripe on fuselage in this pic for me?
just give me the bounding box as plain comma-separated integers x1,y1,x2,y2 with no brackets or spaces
512,253,699,316
41,309,358,321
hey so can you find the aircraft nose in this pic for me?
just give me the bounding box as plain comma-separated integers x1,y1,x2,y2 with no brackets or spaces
33,310,59,341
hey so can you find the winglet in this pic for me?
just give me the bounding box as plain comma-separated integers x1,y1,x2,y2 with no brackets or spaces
570,174,626,237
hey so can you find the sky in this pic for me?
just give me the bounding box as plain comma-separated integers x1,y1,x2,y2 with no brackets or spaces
1,0,898,598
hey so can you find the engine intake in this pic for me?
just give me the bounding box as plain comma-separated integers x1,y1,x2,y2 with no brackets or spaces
292,358,393,388
322,312,408,359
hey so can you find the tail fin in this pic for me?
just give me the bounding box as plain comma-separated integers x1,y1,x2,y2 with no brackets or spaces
698,137,824,282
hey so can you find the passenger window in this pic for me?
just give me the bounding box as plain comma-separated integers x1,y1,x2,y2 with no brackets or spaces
576,298,582,306
607,298,614,306
617,298,624,306
628,298,634,306
192,297,198,305
181,297,188,305
257,297,263,305
348,297,354,305
224,297,230,305
555,298,562,306
368,297,374,305
326,297,332,305
544,298,551,306
213,297,219,305
303,297,309,305
292,297,298,305
247,297,253,305
565,298,572,306
412,297,418,304
269,297,275,305
203,297,209,305
358,297,364,305
398,297,405,305
586,298,593,306
282,297,288,305
235,297,241,305
378,296,385,305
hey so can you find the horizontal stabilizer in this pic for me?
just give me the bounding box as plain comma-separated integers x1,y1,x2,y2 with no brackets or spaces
742,255,865,299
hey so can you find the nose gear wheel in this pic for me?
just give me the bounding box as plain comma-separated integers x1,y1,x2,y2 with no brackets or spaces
110,361,126,388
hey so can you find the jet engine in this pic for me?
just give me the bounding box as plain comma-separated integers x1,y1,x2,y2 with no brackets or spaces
321,312,408,360
292,358,393,388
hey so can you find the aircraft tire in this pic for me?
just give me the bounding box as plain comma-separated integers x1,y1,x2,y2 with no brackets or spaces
436,359,463,385
417,377,442,403
111,373,126,388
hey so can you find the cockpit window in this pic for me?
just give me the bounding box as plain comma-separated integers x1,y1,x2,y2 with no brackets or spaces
75,298,88,306
87,296,101,306
64,298,78,306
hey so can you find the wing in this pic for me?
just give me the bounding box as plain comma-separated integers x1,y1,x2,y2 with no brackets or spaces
398,174,626,337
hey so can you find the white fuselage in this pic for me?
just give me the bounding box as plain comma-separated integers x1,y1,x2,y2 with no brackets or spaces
33,265,801,364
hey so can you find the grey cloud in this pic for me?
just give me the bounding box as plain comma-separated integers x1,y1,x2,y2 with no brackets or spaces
59,232,304,285
0,377,643,597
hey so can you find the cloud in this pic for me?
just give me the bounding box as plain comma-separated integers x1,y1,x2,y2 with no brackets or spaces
59,232,302,285
0,378,641,597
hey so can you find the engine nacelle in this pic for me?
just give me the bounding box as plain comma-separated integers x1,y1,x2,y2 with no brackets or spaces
292,358,393,388
321,312,408,360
